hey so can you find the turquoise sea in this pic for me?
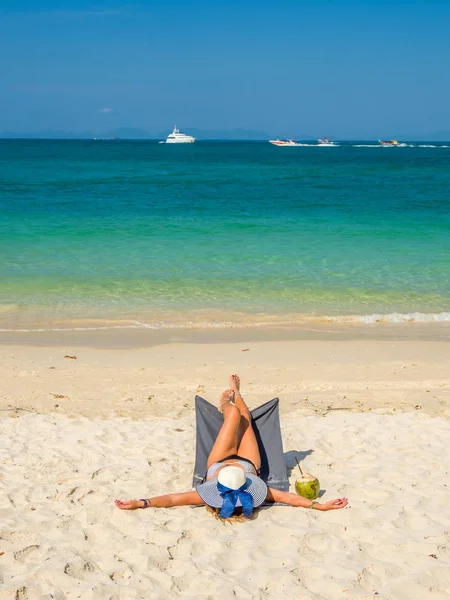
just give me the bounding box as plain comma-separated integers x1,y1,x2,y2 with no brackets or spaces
1,139,449,332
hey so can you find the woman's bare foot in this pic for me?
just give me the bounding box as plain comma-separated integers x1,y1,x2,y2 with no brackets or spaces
229,374,241,394
218,389,235,413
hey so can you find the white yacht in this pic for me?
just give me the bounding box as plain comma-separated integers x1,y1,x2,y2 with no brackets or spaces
164,126,195,144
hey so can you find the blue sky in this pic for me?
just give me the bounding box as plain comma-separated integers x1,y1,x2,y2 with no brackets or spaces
0,1,449,137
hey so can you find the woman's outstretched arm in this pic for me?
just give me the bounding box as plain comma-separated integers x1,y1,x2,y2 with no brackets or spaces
266,488,348,511
115,490,205,510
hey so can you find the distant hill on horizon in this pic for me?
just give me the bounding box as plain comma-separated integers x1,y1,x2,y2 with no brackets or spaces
0,127,274,140
1,128,450,141
157,128,275,140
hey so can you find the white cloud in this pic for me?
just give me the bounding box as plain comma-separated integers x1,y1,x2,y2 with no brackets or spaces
98,108,113,114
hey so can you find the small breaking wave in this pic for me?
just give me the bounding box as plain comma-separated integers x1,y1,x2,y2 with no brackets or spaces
1,312,450,332
0,322,157,333
358,312,450,324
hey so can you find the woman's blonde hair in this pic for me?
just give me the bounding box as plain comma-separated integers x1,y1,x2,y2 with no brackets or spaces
205,505,258,523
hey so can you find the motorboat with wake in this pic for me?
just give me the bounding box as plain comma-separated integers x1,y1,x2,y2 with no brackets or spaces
379,139,400,146
317,137,336,146
269,139,298,147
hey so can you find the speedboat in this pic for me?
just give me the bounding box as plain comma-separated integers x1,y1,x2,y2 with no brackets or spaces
164,127,195,144
269,139,297,146
318,137,336,146
379,139,400,146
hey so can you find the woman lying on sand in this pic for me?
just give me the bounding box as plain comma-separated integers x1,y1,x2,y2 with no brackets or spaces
115,375,348,520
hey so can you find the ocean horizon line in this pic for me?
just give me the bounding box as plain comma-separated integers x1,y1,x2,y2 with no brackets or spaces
2,134,450,142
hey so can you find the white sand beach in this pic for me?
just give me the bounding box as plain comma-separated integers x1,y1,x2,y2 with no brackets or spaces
1,338,450,599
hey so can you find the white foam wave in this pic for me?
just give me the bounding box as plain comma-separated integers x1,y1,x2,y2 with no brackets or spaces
276,143,450,149
0,322,158,333
359,312,450,324
353,143,449,149
1,312,450,332
355,144,411,147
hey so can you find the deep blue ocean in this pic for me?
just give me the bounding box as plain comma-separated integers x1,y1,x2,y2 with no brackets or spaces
1,139,449,331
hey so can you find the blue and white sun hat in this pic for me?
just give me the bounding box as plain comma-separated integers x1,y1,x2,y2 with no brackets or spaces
196,465,267,518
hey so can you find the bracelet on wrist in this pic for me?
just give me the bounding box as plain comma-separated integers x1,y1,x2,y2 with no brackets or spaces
309,500,319,510
140,498,149,508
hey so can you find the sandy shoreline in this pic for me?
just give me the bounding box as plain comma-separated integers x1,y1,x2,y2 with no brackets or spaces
1,320,450,348
1,338,449,419
1,337,449,598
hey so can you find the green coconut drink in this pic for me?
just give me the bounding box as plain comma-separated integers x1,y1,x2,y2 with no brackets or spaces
294,458,320,500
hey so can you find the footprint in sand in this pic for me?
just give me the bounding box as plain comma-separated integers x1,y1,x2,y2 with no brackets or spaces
13,545,40,563
431,583,450,593
64,485,98,505
64,559,98,580
0,586,29,599
109,567,134,582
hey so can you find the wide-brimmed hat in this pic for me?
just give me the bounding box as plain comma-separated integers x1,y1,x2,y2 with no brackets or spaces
196,465,267,510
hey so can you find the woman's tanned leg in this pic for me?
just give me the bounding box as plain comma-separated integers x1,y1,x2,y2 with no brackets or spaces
207,390,241,468
229,375,261,471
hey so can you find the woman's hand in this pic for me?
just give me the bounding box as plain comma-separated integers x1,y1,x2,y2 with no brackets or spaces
114,499,144,510
319,497,348,511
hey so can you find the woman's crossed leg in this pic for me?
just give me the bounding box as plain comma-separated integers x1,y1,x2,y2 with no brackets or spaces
206,376,261,471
